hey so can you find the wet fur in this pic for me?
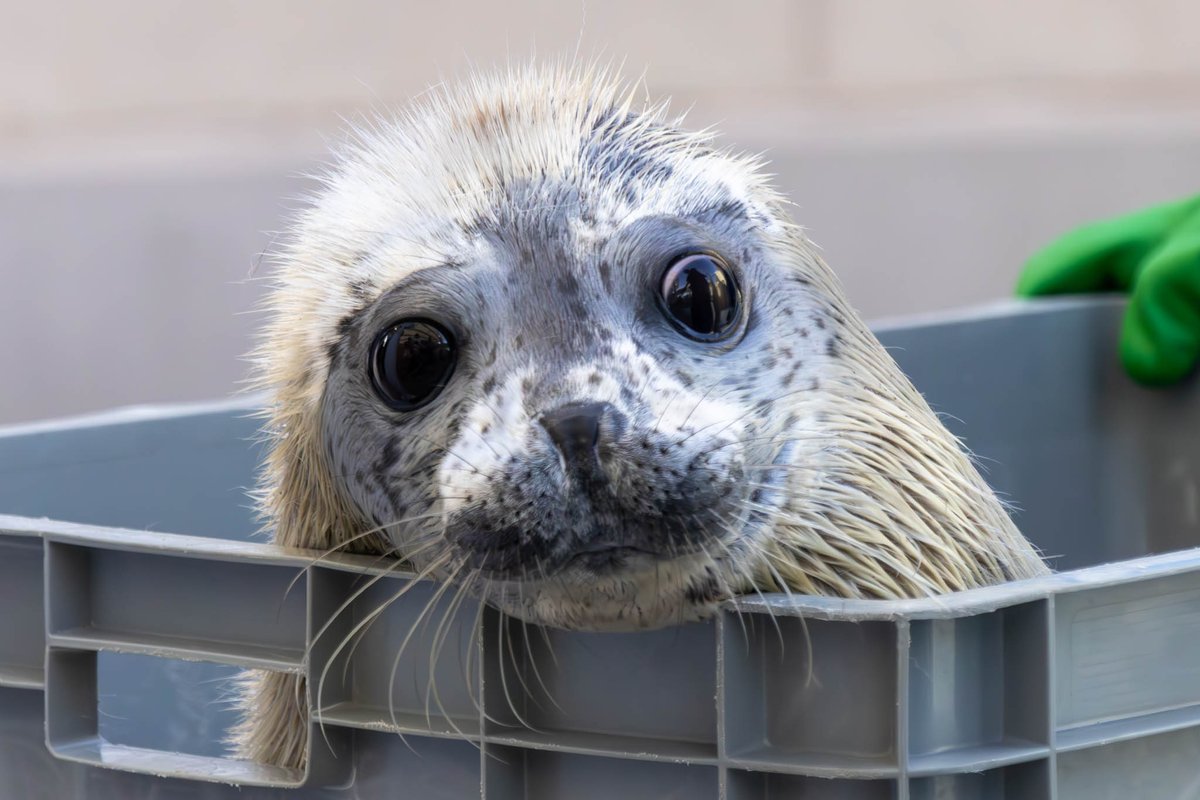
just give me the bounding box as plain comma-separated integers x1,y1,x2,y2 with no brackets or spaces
233,63,1048,768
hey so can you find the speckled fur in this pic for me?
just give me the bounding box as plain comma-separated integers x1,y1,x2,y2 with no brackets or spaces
234,62,1048,769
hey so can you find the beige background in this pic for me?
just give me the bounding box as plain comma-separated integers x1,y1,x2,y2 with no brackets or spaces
3,1,1200,423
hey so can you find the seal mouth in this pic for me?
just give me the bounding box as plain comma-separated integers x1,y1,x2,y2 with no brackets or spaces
562,543,664,572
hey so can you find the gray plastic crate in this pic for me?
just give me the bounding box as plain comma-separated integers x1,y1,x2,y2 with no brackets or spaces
2,298,1198,800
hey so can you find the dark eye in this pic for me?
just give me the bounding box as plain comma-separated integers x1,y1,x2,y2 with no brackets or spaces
369,319,457,411
658,253,742,339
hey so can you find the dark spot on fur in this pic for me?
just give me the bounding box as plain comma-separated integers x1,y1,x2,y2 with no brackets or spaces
813,316,826,330
348,279,373,301
749,207,772,226
684,576,722,605
597,261,613,292
482,375,497,394
556,273,581,297
826,335,841,358
374,435,400,475
715,199,749,222
582,108,680,188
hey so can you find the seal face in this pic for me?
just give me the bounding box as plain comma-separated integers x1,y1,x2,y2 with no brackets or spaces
255,63,1048,631
320,198,816,630
241,63,1049,769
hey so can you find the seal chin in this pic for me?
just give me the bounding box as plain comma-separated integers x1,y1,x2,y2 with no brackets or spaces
560,544,663,573
477,550,739,632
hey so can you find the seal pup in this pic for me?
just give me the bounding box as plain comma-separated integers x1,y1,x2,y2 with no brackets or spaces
234,63,1048,767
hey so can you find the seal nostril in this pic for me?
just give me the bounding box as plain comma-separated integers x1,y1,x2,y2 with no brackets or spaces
540,401,611,470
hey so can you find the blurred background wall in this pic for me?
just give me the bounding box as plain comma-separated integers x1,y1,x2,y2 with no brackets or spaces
2,0,1200,424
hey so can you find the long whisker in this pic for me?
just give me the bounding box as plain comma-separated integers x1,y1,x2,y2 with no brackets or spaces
461,577,488,719
423,567,483,741
334,540,450,686
281,513,445,602
494,602,541,732
386,561,471,738
517,578,562,713
312,551,452,756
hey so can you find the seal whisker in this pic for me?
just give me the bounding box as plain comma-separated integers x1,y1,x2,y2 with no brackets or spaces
493,600,542,732
422,566,484,747
461,579,488,719
282,513,448,603
386,559,468,736
754,551,818,689
312,550,453,759
706,508,786,651
316,544,447,679
516,577,563,712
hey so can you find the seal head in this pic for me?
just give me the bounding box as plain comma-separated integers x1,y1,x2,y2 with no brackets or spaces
253,64,1048,634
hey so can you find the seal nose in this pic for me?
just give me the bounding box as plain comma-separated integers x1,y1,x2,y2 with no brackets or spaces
540,401,613,473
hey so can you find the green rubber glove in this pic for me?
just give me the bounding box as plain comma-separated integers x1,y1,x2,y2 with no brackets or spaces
1017,194,1200,385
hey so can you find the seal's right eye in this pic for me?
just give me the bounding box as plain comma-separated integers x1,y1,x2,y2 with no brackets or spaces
369,319,457,411
658,253,741,340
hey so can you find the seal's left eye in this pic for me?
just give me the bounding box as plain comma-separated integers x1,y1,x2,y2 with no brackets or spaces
369,319,457,411
658,253,741,340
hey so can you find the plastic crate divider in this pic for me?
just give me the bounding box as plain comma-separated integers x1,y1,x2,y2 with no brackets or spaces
1055,724,1200,798
310,565,484,741
481,742,719,800
1053,571,1200,750
481,607,719,761
908,758,1053,800
344,729,484,798
42,539,313,787
725,769,902,800
43,541,308,670
905,600,1051,776
0,533,44,688
720,608,903,777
